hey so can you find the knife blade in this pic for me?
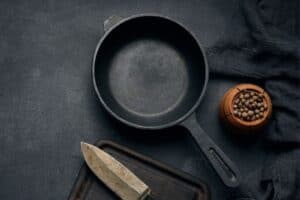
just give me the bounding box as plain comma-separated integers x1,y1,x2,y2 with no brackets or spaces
81,142,151,200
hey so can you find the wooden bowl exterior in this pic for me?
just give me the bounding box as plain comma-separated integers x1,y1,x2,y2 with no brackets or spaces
220,84,272,133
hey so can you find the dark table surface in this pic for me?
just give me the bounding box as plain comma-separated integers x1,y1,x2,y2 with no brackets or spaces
0,0,269,199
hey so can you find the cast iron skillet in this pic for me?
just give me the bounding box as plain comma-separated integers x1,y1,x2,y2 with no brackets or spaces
93,14,241,188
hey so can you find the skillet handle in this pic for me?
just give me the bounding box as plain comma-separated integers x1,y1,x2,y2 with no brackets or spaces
104,15,123,32
181,114,241,188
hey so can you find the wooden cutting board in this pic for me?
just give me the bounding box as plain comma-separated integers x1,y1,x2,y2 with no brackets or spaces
68,140,210,200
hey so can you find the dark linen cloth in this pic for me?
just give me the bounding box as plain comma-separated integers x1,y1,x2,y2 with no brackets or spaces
206,0,300,199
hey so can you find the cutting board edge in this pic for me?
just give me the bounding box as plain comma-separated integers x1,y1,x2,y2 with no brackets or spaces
68,140,210,200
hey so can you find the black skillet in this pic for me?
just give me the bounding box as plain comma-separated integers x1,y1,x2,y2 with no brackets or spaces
93,14,241,188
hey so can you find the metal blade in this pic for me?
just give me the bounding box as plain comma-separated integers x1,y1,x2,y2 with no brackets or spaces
81,142,151,200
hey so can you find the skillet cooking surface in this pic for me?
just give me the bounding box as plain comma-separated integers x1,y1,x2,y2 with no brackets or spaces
93,16,207,128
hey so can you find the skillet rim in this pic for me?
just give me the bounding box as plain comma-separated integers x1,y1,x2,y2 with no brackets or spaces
92,13,209,130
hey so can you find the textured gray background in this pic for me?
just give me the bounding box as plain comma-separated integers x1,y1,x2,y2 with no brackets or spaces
0,0,267,199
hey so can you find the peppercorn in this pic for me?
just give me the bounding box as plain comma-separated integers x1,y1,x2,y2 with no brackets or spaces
232,89,267,122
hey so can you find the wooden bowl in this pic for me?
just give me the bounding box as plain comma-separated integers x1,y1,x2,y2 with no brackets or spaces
220,84,272,133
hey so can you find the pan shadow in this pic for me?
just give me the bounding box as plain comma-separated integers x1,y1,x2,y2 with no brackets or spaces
108,114,189,146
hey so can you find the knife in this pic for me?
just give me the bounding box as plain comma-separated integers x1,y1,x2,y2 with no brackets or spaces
81,142,153,200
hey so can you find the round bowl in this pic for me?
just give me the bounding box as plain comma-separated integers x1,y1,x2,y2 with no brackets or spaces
220,83,272,133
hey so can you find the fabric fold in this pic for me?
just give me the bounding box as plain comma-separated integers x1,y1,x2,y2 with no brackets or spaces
206,0,300,199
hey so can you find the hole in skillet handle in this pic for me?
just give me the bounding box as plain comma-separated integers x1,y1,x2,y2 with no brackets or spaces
181,113,241,188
